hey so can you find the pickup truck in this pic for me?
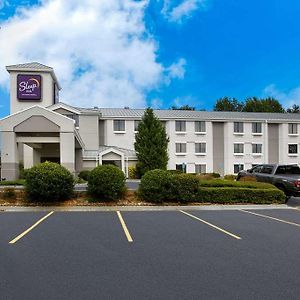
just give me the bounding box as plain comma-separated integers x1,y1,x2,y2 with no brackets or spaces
236,164,300,198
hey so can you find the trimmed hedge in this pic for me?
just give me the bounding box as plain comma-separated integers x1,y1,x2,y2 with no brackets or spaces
138,169,174,203
0,179,26,186
25,162,74,202
138,170,285,204
197,187,285,204
88,165,126,200
78,170,91,181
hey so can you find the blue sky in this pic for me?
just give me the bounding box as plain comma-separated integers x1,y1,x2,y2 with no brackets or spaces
1,0,300,118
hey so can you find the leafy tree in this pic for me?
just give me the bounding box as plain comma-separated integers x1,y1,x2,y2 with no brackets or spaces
171,105,195,111
134,108,169,177
286,104,300,113
213,97,243,111
243,97,285,113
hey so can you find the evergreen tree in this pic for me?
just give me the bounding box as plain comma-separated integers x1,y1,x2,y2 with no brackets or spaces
134,108,169,177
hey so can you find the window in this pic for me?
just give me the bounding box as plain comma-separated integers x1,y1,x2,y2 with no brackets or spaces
252,122,262,134
234,164,244,173
176,143,186,154
195,142,206,154
288,144,298,154
176,164,186,173
275,165,300,175
134,120,141,132
261,165,274,174
251,165,263,173
195,164,206,174
175,121,186,132
234,143,244,154
195,121,206,133
252,144,262,154
113,120,125,132
289,123,298,134
234,122,244,133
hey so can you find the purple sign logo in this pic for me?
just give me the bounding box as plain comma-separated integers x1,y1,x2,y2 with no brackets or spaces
17,74,42,101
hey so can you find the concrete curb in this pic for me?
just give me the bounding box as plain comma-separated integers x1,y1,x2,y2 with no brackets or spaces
0,204,293,212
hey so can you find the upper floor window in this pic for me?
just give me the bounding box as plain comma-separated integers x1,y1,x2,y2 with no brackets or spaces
252,122,262,134
234,122,244,133
175,121,186,132
114,120,125,132
234,143,244,154
134,120,141,132
288,144,298,154
195,142,206,154
195,121,206,133
289,123,298,135
252,143,262,154
175,143,187,154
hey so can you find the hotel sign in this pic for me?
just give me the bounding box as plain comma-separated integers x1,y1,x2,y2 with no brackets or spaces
17,74,42,101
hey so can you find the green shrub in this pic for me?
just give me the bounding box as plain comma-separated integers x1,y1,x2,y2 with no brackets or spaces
224,174,237,181
198,179,275,189
168,169,183,175
78,170,91,181
196,173,215,180
2,188,16,199
128,166,137,179
172,174,200,203
138,169,174,203
196,187,285,204
0,179,26,186
25,162,74,202
88,165,126,200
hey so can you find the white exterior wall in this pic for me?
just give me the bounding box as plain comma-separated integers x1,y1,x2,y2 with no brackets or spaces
78,115,99,150
166,120,213,173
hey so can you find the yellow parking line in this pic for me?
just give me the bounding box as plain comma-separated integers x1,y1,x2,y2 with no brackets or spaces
179,210,241,240
9,211,54,244
116,211,133,243
239,209,300,228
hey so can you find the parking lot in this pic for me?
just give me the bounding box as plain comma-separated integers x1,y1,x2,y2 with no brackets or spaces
1,208,300,299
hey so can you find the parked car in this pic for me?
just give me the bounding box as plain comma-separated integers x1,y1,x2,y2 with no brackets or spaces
237,164,300,199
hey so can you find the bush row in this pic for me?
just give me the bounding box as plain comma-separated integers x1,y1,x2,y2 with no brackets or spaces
138,169,285,204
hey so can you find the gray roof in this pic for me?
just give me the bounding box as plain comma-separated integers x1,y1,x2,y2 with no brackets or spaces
75,106,300,121
6,62,53,71
84,146,136,158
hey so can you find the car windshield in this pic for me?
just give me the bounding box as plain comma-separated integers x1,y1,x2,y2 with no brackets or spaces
275,165,300,175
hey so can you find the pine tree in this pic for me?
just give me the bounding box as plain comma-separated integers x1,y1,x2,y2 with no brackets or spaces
134,108,169,177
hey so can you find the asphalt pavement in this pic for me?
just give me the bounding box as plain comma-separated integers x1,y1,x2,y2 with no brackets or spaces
1,208,300,299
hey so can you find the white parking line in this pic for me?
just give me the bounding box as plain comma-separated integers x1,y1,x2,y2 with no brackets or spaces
239,209,300,228
179,210,241,240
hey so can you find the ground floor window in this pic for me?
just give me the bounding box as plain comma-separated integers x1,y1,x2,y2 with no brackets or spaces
288,144,298,154
195,164,206,174
234,164,244,173
176,163,186,173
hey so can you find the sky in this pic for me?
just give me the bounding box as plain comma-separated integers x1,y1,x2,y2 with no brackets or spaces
1,0,300,118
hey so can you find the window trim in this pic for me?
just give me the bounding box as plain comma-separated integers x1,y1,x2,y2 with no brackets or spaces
113,119,126,133
233,142,244,155
175,142,187,155
195,142,207,155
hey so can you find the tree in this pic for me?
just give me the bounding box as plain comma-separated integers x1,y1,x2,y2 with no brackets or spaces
287,104,300,113
171,105,195,111
213,97,243,111
243,97,285,113
134,108,169,177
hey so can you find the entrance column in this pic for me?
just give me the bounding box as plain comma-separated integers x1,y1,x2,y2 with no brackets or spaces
1,132,19,180
60,132,75,174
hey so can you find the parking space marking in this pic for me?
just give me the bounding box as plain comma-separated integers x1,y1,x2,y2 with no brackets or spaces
179,210,241,240
239,209,300,228
9,211,54,244
116,211,133,243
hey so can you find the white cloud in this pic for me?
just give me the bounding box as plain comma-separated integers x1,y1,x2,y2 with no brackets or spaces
167,58,186,80
162,0,207,23
263,84,300,108
0,0,185,108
